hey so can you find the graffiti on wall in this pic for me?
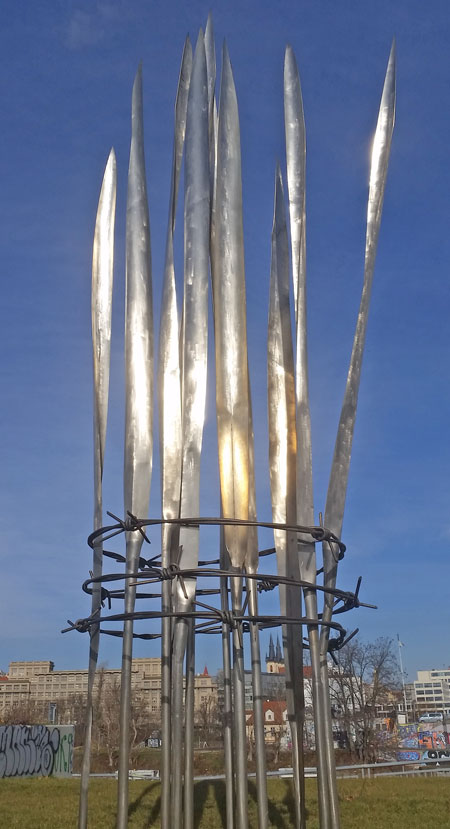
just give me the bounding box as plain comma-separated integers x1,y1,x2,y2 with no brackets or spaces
418,730,450,750
0,724,74,778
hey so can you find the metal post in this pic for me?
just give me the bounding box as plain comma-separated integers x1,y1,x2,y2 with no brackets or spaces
184,617,196,829
247,577,268,829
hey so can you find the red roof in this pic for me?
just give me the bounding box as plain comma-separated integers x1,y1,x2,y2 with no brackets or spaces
202,665,209,676
246,699,287,726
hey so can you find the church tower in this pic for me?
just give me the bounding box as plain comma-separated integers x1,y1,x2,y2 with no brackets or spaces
265,634,285,673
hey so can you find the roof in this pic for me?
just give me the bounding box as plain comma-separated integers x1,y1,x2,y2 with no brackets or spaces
246,699,287,726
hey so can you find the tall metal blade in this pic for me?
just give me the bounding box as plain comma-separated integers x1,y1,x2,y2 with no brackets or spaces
212,42,250,829
79,149,116,829
268,165,305,829
319,42,396,829
171,30,210,829
284,46,306,321
158,36,192,829
117,65,153,829
205,11,217,190
284,46,329,828
213,42,250,588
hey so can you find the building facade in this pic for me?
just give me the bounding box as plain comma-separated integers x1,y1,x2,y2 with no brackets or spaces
0,659,217,722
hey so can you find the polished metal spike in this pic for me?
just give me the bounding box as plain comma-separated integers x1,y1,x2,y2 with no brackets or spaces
79,148,116,829
170,30,210,829
284,45,330,828
319,42,396,829
158,36,192,829
117,65,154,829
268,163,305,829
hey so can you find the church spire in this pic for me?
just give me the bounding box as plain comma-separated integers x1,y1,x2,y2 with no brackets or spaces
266,634,276,662
275,635,283,663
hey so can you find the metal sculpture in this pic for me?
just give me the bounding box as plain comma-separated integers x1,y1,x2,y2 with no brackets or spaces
67,22,395,829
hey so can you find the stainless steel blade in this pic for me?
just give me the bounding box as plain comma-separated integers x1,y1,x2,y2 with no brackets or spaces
158,37,192,829
268,164,305,829
319,43,396,829
212,42,250,597
284,45,306,322
159,36,192,571
174,29,210,608
321,41,396,641
284,46,329,827
79,148,116,829
171,30,210,829
117,65,153,829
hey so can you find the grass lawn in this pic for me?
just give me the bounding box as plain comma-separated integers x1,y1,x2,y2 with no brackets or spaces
2,775,450,828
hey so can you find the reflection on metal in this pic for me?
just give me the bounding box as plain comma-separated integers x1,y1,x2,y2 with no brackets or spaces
118,65,154,829
69,24,395,829
158,35,192,829
78,149,116,829
319,41,396,829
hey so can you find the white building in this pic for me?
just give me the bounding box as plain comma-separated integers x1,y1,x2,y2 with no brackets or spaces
413,669,450,715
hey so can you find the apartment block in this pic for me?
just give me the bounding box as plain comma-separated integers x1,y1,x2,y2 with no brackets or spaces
0,658,217,720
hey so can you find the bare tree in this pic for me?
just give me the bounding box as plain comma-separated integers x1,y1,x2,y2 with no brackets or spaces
329,637,400,763
196,696,220,747
91,670,148,769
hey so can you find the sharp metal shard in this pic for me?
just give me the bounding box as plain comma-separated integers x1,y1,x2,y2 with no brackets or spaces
212,42,251,829
319,41,396,829
117,65,153,829
284,45,330,828
170,29,210,829
79,148,116,829
158,36,192,829
268,164,305,829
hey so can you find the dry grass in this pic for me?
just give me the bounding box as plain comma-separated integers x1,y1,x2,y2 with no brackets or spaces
1,774,450,828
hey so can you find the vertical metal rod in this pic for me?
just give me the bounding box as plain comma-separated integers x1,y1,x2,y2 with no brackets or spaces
232,581,249,829
117,64,153,829
319,43,396,829
184,617,196,829
220,542,235,829
247,578,268,829
160,578,172,828
246,392,268,828
79,149,116,829
171,618,188,828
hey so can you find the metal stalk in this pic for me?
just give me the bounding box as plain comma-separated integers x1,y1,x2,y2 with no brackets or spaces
220,538,235,829
319,42,396,829
284,45,329,828
212,42,251,829
117,65,153,829
171,29,210,828
79,149,116,829
268,165,305,829
246,393,268,828
158,37,192,829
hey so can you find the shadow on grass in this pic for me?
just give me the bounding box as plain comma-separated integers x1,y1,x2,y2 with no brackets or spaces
128,782,160,822
249,779,300,828
194,780,218,828
126,777,302,828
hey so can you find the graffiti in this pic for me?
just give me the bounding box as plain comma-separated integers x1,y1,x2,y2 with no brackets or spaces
53,730,74,775
418,730,450,750
397,750,421,761
0,724,74,778
398,723,419,749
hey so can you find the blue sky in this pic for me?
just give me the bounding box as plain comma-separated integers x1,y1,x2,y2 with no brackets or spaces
0,1,449,681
